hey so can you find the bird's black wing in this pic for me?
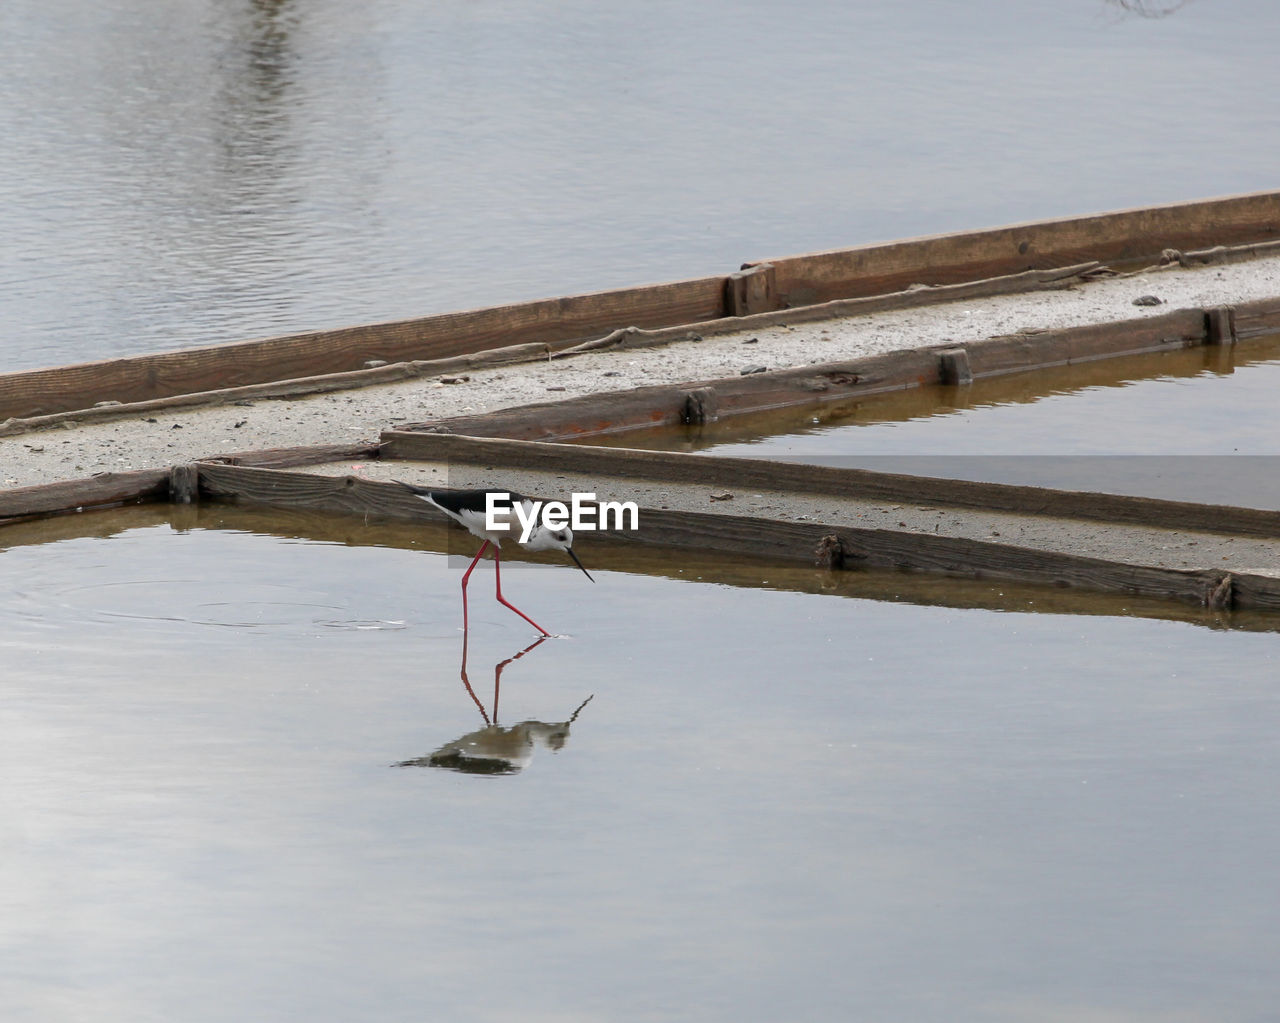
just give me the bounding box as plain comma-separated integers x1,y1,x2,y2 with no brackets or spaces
395,484,525,515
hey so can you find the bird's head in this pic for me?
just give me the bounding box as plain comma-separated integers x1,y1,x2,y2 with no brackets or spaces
523,524,594,582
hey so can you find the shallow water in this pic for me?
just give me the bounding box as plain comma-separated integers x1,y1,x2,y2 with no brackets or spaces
594,338,1280,508
2,507,1278,1020
4,0,1280,370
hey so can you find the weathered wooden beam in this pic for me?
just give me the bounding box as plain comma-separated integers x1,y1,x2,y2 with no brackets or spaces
197,462,442,523
205,442,381,470
398,305,1224,444
183,465,1280,613
0,277,725,421
0,344,558,437
0,470,170,525
1228,295,1280,341
621,507,1280,611
761,190,1280,307
378,432,1280,541
396,348,938,442
965,307,1208,377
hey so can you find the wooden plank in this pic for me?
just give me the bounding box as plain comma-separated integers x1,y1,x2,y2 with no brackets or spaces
395,348,944,442
548,261,1117,359
620,507,1231,608
3,192,1279,423
760,190,1280,307
197,462,445,523
1231,295,1280,340
394,305,1221,442
378,432,1280,540
0,343,557,437
184,465,1280,612
2,261,1107,428
0,451,373,526
0,470,170,525
1232,572,1280,613
0,275,726,421
964,308,1207,378
205,442,381,470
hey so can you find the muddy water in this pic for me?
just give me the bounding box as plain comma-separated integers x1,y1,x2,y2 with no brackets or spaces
595,338,1280,508
2,506,1277,1021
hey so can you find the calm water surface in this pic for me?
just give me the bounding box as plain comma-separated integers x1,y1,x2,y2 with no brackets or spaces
1,507,1278,1021
3,0,1280,369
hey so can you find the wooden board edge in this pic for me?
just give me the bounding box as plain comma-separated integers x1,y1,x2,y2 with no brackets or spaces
0,469,171,525
183,464,1280,613
386,301,1265,445
758,190,1280,304
378,432,1280,542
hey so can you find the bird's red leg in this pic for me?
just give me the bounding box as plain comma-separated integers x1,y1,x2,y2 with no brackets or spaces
491,546,552,637
490,636,547,724
458,627,491,725
459,541,490,633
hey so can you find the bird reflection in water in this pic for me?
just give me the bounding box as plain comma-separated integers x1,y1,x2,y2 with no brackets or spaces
395,632,593,776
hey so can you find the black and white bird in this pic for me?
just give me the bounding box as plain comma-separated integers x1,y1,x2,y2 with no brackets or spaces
398,483,593,636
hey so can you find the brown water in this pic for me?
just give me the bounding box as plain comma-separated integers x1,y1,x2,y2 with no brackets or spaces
2,506,1278,1021
591,338,1280,509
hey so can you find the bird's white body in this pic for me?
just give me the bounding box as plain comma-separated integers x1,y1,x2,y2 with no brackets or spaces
396,483,593,635
433,495,573,553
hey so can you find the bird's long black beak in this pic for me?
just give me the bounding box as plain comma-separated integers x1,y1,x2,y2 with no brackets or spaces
567,548,594,582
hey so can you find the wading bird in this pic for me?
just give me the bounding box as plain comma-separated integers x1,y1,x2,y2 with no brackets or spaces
398,483,593,635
